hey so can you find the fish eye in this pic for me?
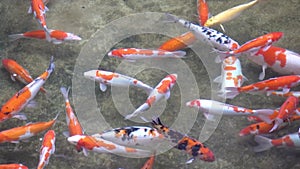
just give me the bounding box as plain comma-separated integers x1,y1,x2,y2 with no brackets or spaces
3,112,10,115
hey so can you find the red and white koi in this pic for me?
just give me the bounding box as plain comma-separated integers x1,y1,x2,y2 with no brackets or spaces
92,126,164,149
152,118,215,163
125,74,177,120
197,0,209,26
0,164,28,169
37,130,55,169
165,13,239,51
254,131,300,152
107,48,186,61
271,91,300,98
0,57,55,122
224,75,300,99
9,30,81,44
158,32,196,52
83,70,153,94
28,0,51,41
0,114,58,144
269,96,299,132
247,46,300,80
216,32,283,61
2,58,46,93
186,99,273,122
213,56,247,98
67,135,152,157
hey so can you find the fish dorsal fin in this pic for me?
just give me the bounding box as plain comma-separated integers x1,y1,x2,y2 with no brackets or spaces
99,83,107,92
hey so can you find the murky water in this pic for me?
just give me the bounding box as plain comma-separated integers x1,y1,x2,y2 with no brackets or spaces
0,0,300,169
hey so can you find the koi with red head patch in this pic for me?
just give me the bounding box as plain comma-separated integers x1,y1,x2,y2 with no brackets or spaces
28,0,51,41
254,130,300,152
83,70,153,94
269,96,299,132
141,155,155,169
37,130,55,169
0,57,55,122
247,45,300,80
67,135,152,157
158,32,196,52
186,99,273,122
108,48,186,61
9,30,81,44
225,75,300,99
0,114,58,144
125,74,177,120
2,58,46,93
0,164,28,169
197,0,209,26
151,118,215,163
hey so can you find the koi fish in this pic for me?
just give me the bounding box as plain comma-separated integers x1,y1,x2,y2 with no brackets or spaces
92,126,164,149
37,130,55,169
269,96,299,132
60,87,84,152
141,155,155,169
152,117,214,163
213,56,247,98
0,56,55,122
204,0,259,28
186,99,273,122
158,32,196,52
271,91,300,98
247,46,300,80
0,114,58,144
125,74,177,120
216,32,283,61
67,135,152,157
83,70,153,94
8,30,81,44
0,164,28,169
107,48,186,61
197,0,209,26
254,131,300,152
164,13,239,51
2,58,46,93
28,0,51,41
240,115,300,136
225,75,300,99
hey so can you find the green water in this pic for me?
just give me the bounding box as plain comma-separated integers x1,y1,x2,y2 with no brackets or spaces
0,0,300,168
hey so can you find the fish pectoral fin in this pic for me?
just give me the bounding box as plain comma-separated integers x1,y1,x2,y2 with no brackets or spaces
10,74,17,81
82,147,89,156
63,131,70,137
45,6,49,12
165,91,171,100
203,112,216,121
52,40,63,45
259,64,268,80
220,24,226,33
186,157,195,164
28,6,32,13
10,140,20,144
12,113,27,121
99,83,107,92
282,88,290,94
26,100,38,108
213,75,222,83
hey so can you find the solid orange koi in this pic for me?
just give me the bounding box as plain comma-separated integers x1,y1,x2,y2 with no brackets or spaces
2,58,46,93
0,57,55,122
0,164,28,169
158,32,196,52
197,0,209,26
37,130,55,169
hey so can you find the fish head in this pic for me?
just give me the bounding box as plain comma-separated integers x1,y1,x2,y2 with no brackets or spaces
107,49,123,58
199,147,215,162
65,33,82,41
0,106,13,122
271,32,283,42
2,58,15,71
67,135,86,145
83,70,97,81
239,126,252,136
186,99,201,109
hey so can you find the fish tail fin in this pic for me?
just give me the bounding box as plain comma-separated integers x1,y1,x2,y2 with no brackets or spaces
144,87,154,95
151,117,169,133
8,34,24,41
47,56,55,74
256,109,274,124
212,48,231,63
269,118,282,133
163,13,179,23
125,103,149,120
224,87,240,99
60,86,70,100
172,50,186,58
253,135,273,152
53,112,61,121
44,27,52,42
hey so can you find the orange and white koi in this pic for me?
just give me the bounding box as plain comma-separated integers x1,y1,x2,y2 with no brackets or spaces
197,0,209,26
158,32,196,52
83,70,153,94
152,118,215,163
271,91,300,98
141,155,155,169
225,75,300,99
2,58,46,93
9,30,81,44
125,74,177,120
0,114,58,144
0,57,55,122
186,99,273,122
217,32,283,61
60,87,84,152
213,56,247,98
204,0,259,28
37,130,55,169
254,131,300,152
108,48,186,61
269,96,299,132
92,126,164,149
28,0,51,41
67,135,152,157
0,164,28,169
248,46,300,80
165,13,239,51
